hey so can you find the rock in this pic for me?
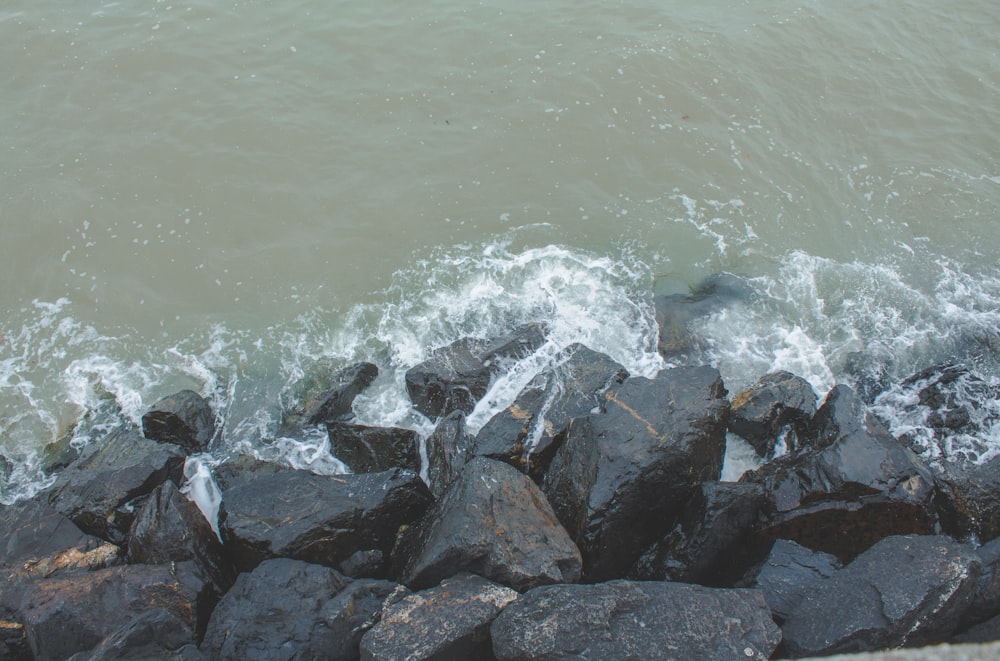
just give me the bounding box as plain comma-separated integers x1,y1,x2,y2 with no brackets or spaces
781,535,983,658
0,611,30,661
729,370,818,457
473,344,628,480
405,323,546,419
65,608,203,660
843,349,894,405
543,366,729,581
291,361,379,427
360,573,517,661
741,385,937,562
953,614,1000,644
211,454,285,492
934,458,1000,543
126,480,235,591
490,580,781,661
393,457,581,592
46,427,186,545
740,539,842,624
654,273,752,360
425,411,475,498
219,466,432,572
19,561,216,661
326,421,420,473
142,390,216,454
630,481,769,586
961,537,1000,631
201,557,408,661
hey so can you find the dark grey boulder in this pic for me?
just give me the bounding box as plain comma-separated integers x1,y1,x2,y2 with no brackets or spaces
742,385,937,562
729,370,817,457
142,390,216,454
630,480,769,586
961,537,1000,631
201,557,407,661
405,323,546,420
740,538,842,624
392,457,581,592
843,348,894,404
219,466,432,572
46,427,186,545
126,480,234,591
19,561,215,661
654,273,752,360
65,608,203,660
543,366,729,581
425,411,475,498
327,421,420,473
935,457,1000,543
473,344,628,480
288,361,379,427
211,454,285,492
360,573,517,661
781,534,983,658
490,580,781,661
0,608,30,661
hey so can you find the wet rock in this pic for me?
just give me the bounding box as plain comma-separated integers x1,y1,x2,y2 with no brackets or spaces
654,273,752,360
630,481,769,586
961,537,1000,631
781,534,982,658
40,435,80,474
405,323,546,419
142,390,216,454
290,361,379,427
543,366,729,581
425,411,475,498
19,561,216,661
126,480,235,591
65,608,203,661
327,421,420,473
392,456,581,592
742,385,937,562
46,427,186,545
490,580,781,661
729,370,817,457
211,454,285,492
740,539,842,624
935,457,1000,544
201,557,407,661
360,573,517,661
0,610,30,661
473,344,628,480
220,466,432,572
953,614,1000,644
843,349,894,405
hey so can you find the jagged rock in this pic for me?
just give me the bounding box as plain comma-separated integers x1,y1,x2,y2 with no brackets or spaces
961,537,1000,631
741,385,937,562
65,608,203,660
843,349,894,404
142,390,216,454
126,480,234,591
935,458,1000,542
729,370,817,456
212,454,285,492
654,273,752,360
46,428,186,545
219,466,432,572
740,539,842,624
781,535,982,657
953,614,1000,644
543,366,729,581
290,361,379,427
490,580,781,661
19,561,216,661
0,611,30,661
630,481,769,586
425,411,475,498
327,421,420,473
473,344,628,480
405,323,546,419
360,573,517,661
392,457,581,592
201,557,407,661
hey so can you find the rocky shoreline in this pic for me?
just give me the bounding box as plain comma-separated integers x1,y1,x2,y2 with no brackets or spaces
2,278,1000,660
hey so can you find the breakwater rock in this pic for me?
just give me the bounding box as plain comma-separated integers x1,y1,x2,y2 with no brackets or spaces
3,303,1000,659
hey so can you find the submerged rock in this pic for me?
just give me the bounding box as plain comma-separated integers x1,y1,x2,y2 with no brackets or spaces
654,273,752,360
141,390,216,454
473,344,628,480
326,421,420,473
729,370,817,457
289,361,379,427
490,580,781,661
543,366,729,581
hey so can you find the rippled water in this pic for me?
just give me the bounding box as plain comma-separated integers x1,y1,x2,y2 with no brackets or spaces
2,0,999,500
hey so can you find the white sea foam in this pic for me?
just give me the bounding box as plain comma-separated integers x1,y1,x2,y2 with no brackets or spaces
180,455,223,538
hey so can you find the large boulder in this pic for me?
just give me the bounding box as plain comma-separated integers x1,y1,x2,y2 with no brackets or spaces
490,580,781,661
211,455,285,492
360,573,517,661
219,466,432,573
19,561,215,661
739,538,842,624
46,427,186,545
543,366,729,581
326,422,420,473
393,457,581,592
741,385,937,562
405,323,546,420
201,557,407,661
425,411,475,498
65,609,203,660
781,534,982,657
961,536,1000,632
473,344,628,480
141,390,216,454
729,370,817,457
629,481,769,586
